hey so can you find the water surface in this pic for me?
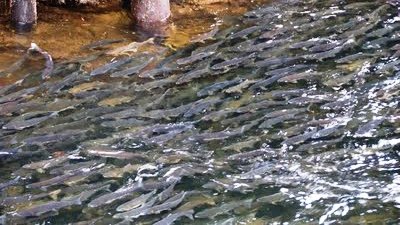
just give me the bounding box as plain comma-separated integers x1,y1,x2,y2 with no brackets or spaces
0,0,269,84
0,0,400,224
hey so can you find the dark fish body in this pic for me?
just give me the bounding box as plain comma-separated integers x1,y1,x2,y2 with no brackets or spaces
363,37,400,50
265,64,310,78
366,24,399,38
0,148,44,164
211,53,255,71
139,67,176,79
263,108,307,119
197,79,242,97
183,97,221,118
177,52,215,66
26,167,93,190
110,64,146,78
46,71,89,94
227,148,276,162
85,148,149,160
81,39,124,50
0,87,39,104
135,76,178,92
258,113,305,129
335,53,377,64
88,184,139,208
222,137,260,152
282,131,317,146
287,95,332,106
289,38,329,49
68,106,122,121
312,125,344,139
90,57,131,76
116,191,155,212
113,197,157,219
302,39,356,61
2,111,56,130
250,73,293,91
229,25,261,39
100,118,147,129
256,192,285,204
224,79,259,94
309,42,340,53
0,177,20,191
153,210,194,225
147,122,194,135
12,198,81,218
295,137,343,153
147,130,186,145
190,26,219,43
0,192,48,206
110,57,154,78
145,192,187,215
191,129,241,142
22,155,69,170
241,39,288,53
268,89,306,100
100,108,143,120
176,66,210,84
254,56,299,69
33,120,90,135
23,129,87,146
354,118,385,137
200,109,233,122
191,41,223,56
236,100,286,114
278,71,323,83
49,160,103,175
142,104,192,119
195,199,253,219
11,185,107,218
238,163,275,180
244,6,280,18
145,88,175,110
375,59,400,74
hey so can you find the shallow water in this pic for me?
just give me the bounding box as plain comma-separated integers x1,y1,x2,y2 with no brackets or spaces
0,1,269,85
1,0,400,224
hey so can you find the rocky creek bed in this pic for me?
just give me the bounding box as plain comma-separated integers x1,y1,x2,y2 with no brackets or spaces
1,0,400,224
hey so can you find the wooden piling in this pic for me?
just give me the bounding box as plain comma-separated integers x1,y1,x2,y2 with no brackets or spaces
11,0,37,32
131,0,171,34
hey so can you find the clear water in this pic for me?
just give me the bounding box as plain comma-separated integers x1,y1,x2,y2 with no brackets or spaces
0,0,400,224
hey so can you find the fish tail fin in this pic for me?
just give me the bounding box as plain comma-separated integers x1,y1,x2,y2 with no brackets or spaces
147,38,155,44
74,198,82,205
66,195,83,205
50,111,59,117
185,210,195,220
71,195,83,205
183,209,194,220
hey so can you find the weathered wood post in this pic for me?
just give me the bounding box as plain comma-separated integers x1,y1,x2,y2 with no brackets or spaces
131,0,170,34
10,0,37,32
